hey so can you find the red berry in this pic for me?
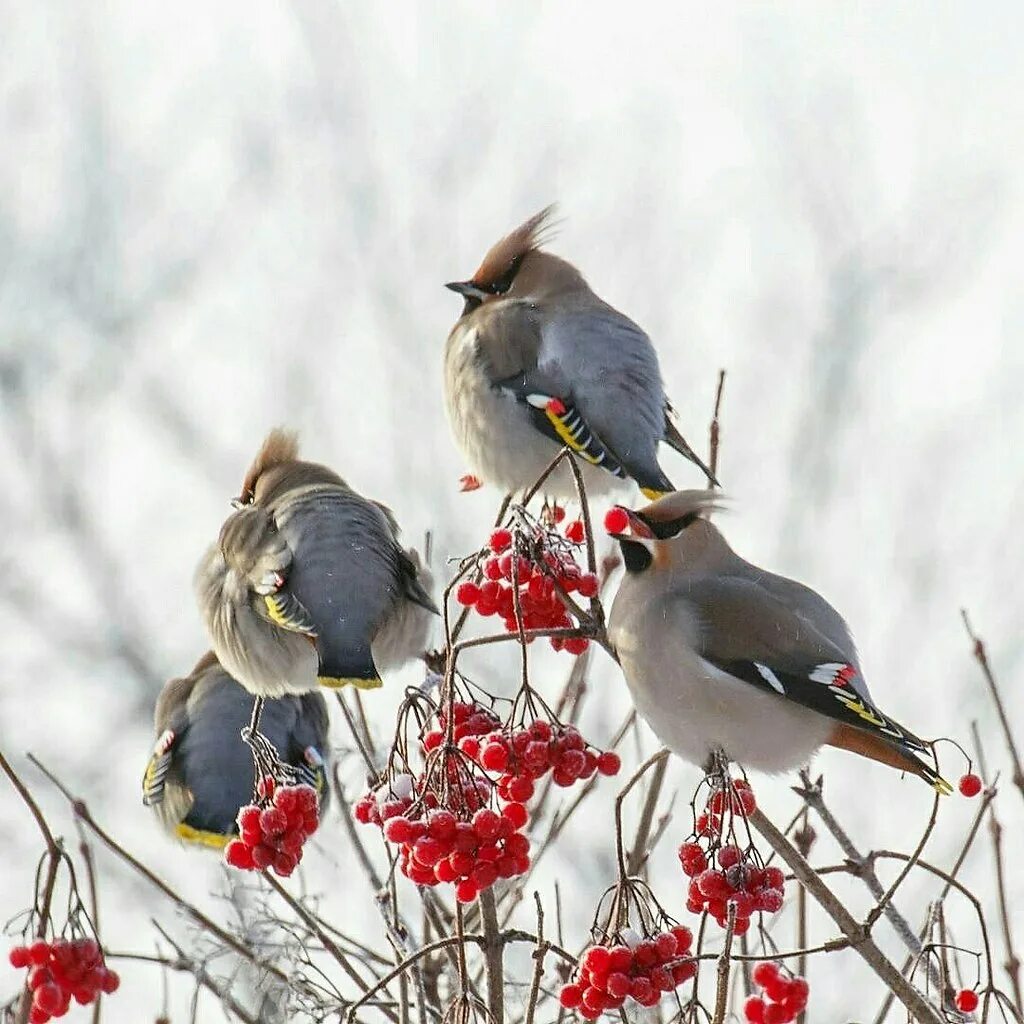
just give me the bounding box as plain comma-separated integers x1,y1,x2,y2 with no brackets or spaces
606,971,631,999
630,976,657,1006
654,931,678,960
272,851,298,877
959,773,983,798
604,507,630,535
99,969,121,994
502,802,529,829
955,989,980,1013
718,844,742,869
787,977,809,1010
563,636,589,656
607,945,633,973
559,983,583,1009
33,984,63,1015
472,809,501,840
582,945,611,974
251,843,274,869
489,529,512,553
225,840,255,870
505,776,534,802
565,520,586,544
28,1009,50,1024
455,879,479,903
763,1003,788,1024
28,942,50,966
597,751,621,776
9,946,30,968
744,996,766,1024
670,925,694,952
259,807,287,836
752,961,780,988
634,940,660,968
455,581,480,606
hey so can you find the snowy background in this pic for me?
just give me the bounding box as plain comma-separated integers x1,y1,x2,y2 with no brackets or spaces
2,2,1022,1020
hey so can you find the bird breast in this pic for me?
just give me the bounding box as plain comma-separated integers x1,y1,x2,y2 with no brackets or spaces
608,579,831,774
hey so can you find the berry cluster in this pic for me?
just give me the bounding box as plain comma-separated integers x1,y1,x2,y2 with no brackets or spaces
455,522,598,654
559,927,697,1019
679,842,784,936
743,963,809,1023
9,939,120,1022
958,773,983,798
224,778,320,877
477,719,621,795
355,774,530,903
678,778,783,934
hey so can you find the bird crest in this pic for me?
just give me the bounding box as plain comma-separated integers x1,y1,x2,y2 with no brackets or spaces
240,428,300,502
471,205,559,288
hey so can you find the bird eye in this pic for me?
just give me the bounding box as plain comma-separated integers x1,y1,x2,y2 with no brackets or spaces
486,254,523,296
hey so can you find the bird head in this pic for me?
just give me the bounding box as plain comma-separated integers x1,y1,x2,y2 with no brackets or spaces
446,205,585,315
605,490,726,573
233,428,346,509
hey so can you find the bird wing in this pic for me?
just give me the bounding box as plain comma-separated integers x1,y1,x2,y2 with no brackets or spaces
472,300,671,492
677,575,944,783
271,489,415,689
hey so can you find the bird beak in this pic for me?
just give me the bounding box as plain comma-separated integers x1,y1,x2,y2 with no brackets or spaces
445,280,488,300
607,506,655,540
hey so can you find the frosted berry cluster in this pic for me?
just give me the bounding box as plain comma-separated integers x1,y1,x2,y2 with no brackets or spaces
678,778,783,934
9,938,120,1022
477,719,621,795
455,521,598,654
224,778,320,877
744,962,809,1023
355,774,530,903
559,926,697,1019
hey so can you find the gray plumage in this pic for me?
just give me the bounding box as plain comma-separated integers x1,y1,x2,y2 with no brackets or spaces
607,490,950,792
142,652,331,845
195,430,437,697
444,206,715,498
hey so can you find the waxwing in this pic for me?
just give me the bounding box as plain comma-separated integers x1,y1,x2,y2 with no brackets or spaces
605,491,951,793
142,652,331,848
444,206,716,499
195,429,438,697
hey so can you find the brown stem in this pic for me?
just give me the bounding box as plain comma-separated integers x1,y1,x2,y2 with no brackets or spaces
478,888,505,1024
708,369,726,484
710,903,738,1024
748,806,944,1024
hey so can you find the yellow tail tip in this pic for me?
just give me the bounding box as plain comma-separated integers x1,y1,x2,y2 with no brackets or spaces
318,675,383,691
174,823,231,849
932,775,954,796
640,487,671,500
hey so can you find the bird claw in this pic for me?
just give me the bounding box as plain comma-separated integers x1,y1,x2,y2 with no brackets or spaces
458,474,483,492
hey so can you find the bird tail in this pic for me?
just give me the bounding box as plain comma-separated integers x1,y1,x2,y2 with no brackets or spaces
827,723,953,795
662,414,719,487
317,647,382,691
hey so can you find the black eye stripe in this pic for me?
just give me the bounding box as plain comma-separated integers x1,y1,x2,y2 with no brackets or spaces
646,512,699,539
485,254,523,295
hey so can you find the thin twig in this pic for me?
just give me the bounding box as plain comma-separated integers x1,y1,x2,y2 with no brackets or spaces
961,610,1024,803
525,893,547,1024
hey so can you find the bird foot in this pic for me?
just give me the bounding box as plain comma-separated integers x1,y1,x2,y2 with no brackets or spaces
458,474,483,492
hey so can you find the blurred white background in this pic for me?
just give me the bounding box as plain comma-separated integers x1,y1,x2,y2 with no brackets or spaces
2,2,1022,1020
